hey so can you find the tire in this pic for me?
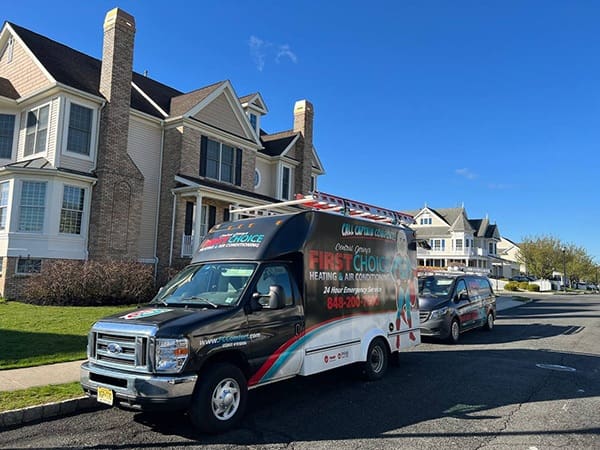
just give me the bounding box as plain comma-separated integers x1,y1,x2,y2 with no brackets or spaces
447,319,460,344
362,338,389,381
189,363,247,434
483,311,494,331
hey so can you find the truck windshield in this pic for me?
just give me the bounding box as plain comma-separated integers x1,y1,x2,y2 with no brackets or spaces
151,263,256,307
418,276,455,298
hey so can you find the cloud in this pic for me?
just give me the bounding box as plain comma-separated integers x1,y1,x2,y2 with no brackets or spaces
248,36,298,71
487,183,515,190
276,45,298,64
455,168,477,180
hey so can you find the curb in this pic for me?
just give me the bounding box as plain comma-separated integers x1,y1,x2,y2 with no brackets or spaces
0,395,101,429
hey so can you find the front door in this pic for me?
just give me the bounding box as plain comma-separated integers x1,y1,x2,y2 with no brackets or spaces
245,263,304,386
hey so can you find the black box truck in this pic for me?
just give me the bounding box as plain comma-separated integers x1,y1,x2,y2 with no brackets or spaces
81,193,420,433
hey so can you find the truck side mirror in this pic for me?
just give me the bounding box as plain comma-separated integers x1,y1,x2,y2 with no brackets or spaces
250,285,285,311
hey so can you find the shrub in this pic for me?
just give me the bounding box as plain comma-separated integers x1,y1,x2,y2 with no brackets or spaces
526,283,540,292
517,281,530,290
22,260,157,306
504,282,519,291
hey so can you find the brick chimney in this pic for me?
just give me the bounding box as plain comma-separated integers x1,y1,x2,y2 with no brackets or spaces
89,8,144,260
293,99,314,195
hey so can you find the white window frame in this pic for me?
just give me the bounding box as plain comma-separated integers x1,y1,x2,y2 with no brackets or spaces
310,175,316,193
254,168,261,189
18,180,47,233
0,181,9,231
63,100,96,160
24,103,51,158
199,204,209,238
59,184,85,235
280,164,292,200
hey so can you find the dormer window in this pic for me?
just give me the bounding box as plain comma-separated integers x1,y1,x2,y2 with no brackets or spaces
249,113,257,131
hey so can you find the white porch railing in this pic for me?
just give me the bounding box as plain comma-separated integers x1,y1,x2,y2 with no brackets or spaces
418,248,485,257
181,234,195,257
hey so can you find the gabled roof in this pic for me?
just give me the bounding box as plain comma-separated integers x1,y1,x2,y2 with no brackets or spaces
239,92,268,114
0,77,19,99
449,209,474,233
1,157,96,178
170,81,225,117
260,130,299,157
7,22,183,118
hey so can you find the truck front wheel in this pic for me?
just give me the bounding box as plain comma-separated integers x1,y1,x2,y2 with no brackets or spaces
189,363,247,433
362,338,389,381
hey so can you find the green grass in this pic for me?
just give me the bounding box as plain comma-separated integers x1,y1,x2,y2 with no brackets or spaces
0,301,134,369
0,382,84,412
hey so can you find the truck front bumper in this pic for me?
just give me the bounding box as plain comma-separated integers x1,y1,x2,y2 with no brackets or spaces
80,361,197,411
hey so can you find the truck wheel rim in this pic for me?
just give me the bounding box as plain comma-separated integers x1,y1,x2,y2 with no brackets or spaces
370,345,384,373
211,378,240,421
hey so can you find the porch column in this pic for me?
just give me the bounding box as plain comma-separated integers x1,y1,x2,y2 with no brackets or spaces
193,193,203,251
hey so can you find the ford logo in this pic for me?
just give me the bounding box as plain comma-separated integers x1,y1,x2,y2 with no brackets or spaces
107,343,123,354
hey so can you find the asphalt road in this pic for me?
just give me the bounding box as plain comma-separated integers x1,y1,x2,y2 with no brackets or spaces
1,294,599,449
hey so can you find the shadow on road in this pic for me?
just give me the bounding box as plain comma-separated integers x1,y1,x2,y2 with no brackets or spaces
127,345,599,447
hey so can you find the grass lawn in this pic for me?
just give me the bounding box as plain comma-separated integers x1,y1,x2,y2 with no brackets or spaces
0,301,134,369
0,382,84,412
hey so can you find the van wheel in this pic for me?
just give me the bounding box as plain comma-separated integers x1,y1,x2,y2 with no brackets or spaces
484,311,494,331
362,338,388,381
189,363,247,434
447,319,460,344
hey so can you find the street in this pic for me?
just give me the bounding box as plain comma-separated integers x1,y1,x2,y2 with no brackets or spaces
1,294,599,449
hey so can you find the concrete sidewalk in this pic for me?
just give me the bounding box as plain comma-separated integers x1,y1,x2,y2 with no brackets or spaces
0,360,85,392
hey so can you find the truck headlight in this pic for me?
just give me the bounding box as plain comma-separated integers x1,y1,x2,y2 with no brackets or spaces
155,338,189,373
430,307,449,320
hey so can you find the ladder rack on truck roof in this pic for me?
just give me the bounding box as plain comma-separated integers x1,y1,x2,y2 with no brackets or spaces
230,191,415,226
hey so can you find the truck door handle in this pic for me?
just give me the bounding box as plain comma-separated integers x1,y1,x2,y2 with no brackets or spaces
295,323,302,335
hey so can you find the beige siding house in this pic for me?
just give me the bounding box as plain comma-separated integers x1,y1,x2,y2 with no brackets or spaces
0,8,325,298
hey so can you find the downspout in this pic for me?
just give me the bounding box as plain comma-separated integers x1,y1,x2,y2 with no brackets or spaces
169,190,177,267
152,123,165,280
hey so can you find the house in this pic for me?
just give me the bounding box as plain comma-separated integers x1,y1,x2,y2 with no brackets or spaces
408,206,502,276
496,236,525,278
0,8,324,299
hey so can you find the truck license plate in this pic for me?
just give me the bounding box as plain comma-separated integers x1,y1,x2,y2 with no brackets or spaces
97,386,114,406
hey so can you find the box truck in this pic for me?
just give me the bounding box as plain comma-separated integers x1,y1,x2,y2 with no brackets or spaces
81,192,420,433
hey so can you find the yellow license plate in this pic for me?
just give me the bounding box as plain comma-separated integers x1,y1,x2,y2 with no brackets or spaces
97,386,114,406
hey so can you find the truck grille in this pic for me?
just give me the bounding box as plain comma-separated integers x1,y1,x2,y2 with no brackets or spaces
89,322,157,373
419,311,430,322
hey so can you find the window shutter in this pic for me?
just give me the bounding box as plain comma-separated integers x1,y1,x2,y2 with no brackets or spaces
223,208,230,222
184,202,194,235
235,148,242,186
208,205,216,229
200,136,208,176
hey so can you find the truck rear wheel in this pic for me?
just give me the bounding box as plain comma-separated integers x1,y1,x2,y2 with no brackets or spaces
362,338,388,381
189,363,247,433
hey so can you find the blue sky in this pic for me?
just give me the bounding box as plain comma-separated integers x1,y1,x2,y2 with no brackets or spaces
5,1,600,260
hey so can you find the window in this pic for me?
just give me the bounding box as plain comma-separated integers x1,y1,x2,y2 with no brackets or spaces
488,242,496,254
0,182,8,230
420,216,432,225
431,239,445,251
0,114,15,159
19,181,46,232
4,37,14,63
254,169,261,188
249,113,257,131
67,104,93,156
24,105,50,156
281,166,291,200
202,137,240,184
16,258,42,274
60,185,85,234
455,239,463,251
255,265,294,307
310,175,316,192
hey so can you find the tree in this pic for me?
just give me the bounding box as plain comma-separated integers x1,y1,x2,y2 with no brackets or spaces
518,235,562,279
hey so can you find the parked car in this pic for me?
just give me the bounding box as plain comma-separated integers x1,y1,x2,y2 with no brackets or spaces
418,274,496,344
509,275,536,282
